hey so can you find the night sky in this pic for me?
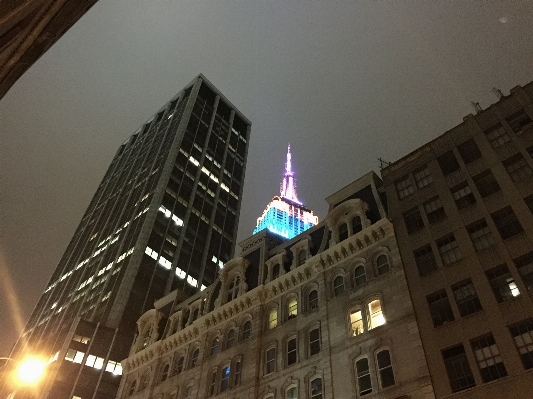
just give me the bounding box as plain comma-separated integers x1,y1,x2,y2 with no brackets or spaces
2,1,533,356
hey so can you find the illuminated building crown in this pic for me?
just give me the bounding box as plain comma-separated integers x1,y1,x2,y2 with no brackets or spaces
253,144,318,239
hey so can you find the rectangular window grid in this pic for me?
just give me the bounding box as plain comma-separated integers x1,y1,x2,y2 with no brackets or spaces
414,245,438,277
451,183,476,210
473,170,501,198
287,338,297,365
437,235,461,265
309,328,320,355
437,151,460,175
413,166,433,188
491,206,524,239
424,197,446,224
457,139,482,164
452,279,483,317
506,110,532,133
265,348,276,374
396,176,413,200
442,345,475,392
404,208,424,234
514,252,533,292
503,153,533,182
485,124,511,148
467,219,494,251
486,264,520,302
427,290,455,327
509,319,533,369
471,334,507,382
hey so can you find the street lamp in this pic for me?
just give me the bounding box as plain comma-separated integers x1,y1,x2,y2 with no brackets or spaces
0,356,47,398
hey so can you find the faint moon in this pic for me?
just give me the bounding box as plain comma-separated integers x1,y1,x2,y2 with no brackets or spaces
499,16,508,23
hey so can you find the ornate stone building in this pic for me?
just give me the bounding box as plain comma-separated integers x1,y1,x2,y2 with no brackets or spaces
117,172,435,399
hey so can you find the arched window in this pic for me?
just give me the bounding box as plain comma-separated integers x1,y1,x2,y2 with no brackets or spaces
288,298,298,319
265,347,276,374
377,350,395,388
209,370,217,396
226,329,235,349
221,365,231,392
339,223,349,241
352,216,362,234
287,337,297,365
377,255,390,275
140,327,151,351
191,308,199,322
356,358,372,396
272,264,280,280
298,250,307,266
234,360,242,385
309,328,320,356
350,309,364,336
354,266,366,286
367,299,385,329
226,276,240,303
211,337,220,356
190,348,199,368
269,309,278,329
160,363,169,382
287,386,298,399
128,380,137,396
139,371,150,390
175,356,184,374
242,320,252,339
333,276,344,296
310,378,323,399
308,290,318,310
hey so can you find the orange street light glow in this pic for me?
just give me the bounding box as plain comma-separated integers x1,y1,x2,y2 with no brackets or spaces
16,357,46,384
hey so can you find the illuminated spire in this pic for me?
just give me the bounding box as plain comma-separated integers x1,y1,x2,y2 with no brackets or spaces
280,143,301,204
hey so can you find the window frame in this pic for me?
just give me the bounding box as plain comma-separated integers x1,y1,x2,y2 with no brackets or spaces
491,206,524,239
436,235,461,266
395,175,414,200
442,344,476,393
310,377,323,399
473,170,501,198
287,337,298,366
333,275,345,296
509,318,533,370
452,279,483,317
413,165,433,188
427,289,455,327
470,334,507,383
265,346,276,375
355,357,372,396
309,327,321,356
376,349,395,389
376,254,390,275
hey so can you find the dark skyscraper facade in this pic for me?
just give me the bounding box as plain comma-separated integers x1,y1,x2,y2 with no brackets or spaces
4,75,251,399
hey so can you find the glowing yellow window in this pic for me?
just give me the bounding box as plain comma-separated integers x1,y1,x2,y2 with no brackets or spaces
368,299,385,329
269,309,278,329
288,299,298,319
350,310,364,336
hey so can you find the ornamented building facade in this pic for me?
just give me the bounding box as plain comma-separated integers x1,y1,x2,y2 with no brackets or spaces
117,172,435,399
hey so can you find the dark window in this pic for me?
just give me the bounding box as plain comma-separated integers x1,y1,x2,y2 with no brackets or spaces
506,110,532,133
211,337,219,356
442,345,475,392
471,334,507,382
226,329,235,349
339,223,348,241
310,378,323,399
190,348,199,367
272,263,280,280
424,197,446,223
473,170,501,197
396,176,414,199
287,338,297,365
161,364,169,382
452,279,482,317
467,219,494,251
298,250,306,265
309,328,320,355
128,380,137,396
514,252,533,292
140,372,150,390
242,320,252,339
509,319,533,369
457,139,482,164
451,183,476,209
486,264,520,302
491,206,523,239
376,255,390,275
333,275,344,296
413,165,433,188
438,151,460,175
376,350,395,388
226,276,240,303
265,348,276,374
414,245,438,277
352,216,362,234
427,290,455,327
209,370,217,396
404,208,424,234
524,195,533,214
234,360,242,385
175,356,184,374
354,265,366,286
503,153,533,182
355,358,372,396
220,366,230,392
437,235,461,265
308,290,318,310
485,124,511,148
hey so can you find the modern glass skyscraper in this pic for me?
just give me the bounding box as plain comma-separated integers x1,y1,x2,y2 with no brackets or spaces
3,75,251,399
254,144,317,239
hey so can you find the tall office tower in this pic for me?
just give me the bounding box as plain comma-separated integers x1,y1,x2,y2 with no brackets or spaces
253,144,318,239
381,82,533,398
3,75,251,399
